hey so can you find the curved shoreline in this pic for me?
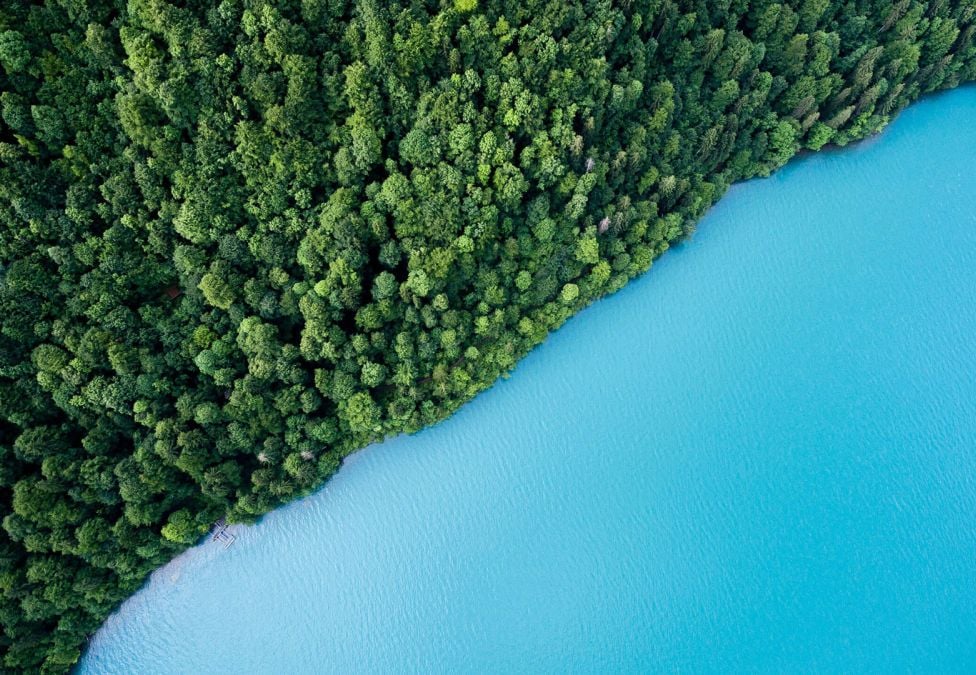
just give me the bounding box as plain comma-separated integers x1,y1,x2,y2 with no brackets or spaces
80,84,976,673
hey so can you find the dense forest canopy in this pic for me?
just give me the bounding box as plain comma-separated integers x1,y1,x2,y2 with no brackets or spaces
0,0,974,669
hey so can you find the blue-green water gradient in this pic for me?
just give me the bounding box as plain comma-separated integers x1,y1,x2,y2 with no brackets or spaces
80,87,976,673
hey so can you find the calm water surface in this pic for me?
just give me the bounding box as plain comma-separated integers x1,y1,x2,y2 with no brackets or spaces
80,87,976,673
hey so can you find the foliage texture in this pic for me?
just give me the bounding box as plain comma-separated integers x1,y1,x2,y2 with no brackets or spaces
1,0,975,669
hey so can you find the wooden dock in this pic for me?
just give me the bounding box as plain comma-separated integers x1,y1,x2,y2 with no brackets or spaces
211,518,236,549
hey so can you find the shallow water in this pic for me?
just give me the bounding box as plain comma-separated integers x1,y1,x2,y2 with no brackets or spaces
80,86,976,673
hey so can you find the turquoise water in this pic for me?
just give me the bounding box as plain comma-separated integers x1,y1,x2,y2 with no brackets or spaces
80,87,976,673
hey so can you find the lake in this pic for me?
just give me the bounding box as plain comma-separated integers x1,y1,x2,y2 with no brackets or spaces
79,86,976,673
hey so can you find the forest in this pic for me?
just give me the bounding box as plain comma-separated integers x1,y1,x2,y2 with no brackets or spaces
1,0,974,670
